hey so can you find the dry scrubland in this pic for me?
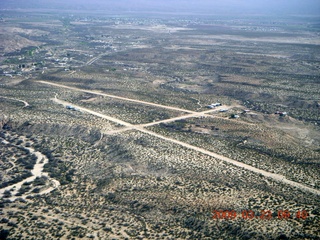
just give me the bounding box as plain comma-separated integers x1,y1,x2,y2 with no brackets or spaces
0,82,120,135
0,11,320,239
1,131,319,239
148,115,320,190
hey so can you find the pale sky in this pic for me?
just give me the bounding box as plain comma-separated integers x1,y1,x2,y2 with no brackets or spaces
1,0,320,15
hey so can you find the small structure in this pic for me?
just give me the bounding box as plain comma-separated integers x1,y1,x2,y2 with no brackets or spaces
230,114,240,119
212,102,222,106
275,111,287,117
66,105,76,111
207,102,222,108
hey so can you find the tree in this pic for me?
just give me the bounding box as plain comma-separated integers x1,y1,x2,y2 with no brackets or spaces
0,229,10,239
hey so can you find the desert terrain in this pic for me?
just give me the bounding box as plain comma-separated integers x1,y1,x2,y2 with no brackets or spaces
0,9,319,240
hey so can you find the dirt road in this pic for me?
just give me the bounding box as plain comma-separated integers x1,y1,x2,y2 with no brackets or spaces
0,96,29,107
53,97,133,127
137,127,320,196
51,97,320,196
86,55,102,65
141,106,234,127
54,95,235,135
38,81,195,113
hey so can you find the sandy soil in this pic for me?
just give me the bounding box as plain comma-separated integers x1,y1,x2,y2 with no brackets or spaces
0,137,60,201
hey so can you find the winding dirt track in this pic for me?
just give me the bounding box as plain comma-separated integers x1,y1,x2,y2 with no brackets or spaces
0,96,29,107
0,138,61,201
49,94,320,196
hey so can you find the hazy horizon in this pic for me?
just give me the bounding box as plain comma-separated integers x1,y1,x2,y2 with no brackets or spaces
1,0,320,16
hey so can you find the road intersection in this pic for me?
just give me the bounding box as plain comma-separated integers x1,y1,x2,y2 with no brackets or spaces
40,80,320,196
